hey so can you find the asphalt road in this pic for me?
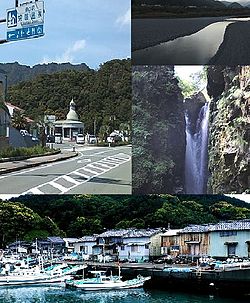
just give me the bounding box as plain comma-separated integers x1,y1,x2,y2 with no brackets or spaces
0,145,131,195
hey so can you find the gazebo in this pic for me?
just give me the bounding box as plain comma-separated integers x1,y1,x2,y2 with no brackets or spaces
54,99,84,142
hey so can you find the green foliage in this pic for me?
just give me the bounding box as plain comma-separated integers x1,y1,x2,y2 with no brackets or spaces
0,201,62,248
177,78,197,98
0,146,53,159
7,194,250,244
7,59,131,135
132,66,185,194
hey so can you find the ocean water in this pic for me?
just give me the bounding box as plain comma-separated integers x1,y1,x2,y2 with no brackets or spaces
0,287,248,303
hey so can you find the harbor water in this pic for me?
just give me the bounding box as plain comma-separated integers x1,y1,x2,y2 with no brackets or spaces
0,287,248,303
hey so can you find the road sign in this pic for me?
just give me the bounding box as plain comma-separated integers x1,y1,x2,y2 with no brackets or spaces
6,1,44,42
7,24,44,41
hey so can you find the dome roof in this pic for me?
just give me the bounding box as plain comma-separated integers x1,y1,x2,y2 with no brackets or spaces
66,99,79,121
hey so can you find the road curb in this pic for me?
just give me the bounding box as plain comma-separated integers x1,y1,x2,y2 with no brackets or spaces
0,150,61,163
0,152,78,176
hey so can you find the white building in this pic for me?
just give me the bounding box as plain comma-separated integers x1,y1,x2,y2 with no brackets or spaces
74,236,98,256
54,99,84,142
63,238,78,253
117,229,162,262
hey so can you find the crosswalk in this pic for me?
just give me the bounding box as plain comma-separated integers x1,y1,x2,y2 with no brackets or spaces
22,153,131,194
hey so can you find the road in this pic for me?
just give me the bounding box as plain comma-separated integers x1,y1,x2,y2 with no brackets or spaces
0,144,131,195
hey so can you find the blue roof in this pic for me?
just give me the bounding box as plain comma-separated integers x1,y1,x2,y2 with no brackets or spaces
47,237,65,244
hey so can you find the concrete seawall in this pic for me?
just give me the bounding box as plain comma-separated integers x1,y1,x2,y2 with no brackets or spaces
86,263,250,296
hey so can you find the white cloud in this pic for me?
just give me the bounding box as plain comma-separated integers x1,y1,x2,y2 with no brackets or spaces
41,39,86,64
116,8,131,27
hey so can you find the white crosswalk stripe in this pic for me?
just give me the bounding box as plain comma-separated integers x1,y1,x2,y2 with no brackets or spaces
21,153,131,194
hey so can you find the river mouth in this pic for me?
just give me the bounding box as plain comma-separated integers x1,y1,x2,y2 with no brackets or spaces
132,18,250,65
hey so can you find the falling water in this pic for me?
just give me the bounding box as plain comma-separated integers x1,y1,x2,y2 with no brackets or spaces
185,102,210,194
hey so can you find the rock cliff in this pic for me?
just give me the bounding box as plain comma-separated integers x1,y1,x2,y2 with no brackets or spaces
207,66,250,193
132,66,186,194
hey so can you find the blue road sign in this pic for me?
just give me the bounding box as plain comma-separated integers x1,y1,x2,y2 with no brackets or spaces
7,10,17,28
7,25,44,42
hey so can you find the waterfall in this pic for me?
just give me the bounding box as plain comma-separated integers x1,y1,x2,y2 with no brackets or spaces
185,102,209,194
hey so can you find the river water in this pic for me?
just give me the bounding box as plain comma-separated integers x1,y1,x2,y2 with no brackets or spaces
0,287,248,303
132,17,250,65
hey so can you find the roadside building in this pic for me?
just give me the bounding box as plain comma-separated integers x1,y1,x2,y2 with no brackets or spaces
0,80,10,149
178,225,210,256
97,229,128,257
177,220,250,258
208,220,250,258
117,229,162,262
54,99,84,142
161,229,182,257
47,237,65,254
0,101,10,149
63,238,78,253
74,236,99,256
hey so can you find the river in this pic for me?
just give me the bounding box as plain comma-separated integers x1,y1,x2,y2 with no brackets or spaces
132,17,250,65
0,287,248,303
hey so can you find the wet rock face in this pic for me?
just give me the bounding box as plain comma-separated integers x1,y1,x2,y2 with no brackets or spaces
184,92,206,135
132,66,186,194
207,66,250,194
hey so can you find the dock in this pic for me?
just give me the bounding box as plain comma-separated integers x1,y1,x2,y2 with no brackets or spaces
84,262,250,296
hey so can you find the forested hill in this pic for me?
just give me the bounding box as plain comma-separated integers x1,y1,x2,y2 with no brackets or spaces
6,194,250,240
133,0,227,8
1,62,90,86
7,59,131,134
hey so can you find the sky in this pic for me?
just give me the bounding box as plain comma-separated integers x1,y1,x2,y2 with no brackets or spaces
175,66,204,82
0,0,131,69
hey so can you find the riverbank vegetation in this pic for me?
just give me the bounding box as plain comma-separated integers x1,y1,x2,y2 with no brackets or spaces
133,1,250,18
0,194,249,247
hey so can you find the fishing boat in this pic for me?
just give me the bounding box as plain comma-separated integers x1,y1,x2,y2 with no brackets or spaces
0,262,86,286
65,269,151,291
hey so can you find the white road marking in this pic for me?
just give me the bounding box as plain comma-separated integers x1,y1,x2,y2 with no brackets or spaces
62,175,81,185
21,153,131,195
77,159,91,163
0,152,85,180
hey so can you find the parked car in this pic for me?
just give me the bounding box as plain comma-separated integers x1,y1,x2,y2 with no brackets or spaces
107,135,122,143
20,129,30,136
76,133,85,144
88,135,97,144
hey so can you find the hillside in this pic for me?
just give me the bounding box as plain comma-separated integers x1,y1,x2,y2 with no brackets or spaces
7,59,131,135
133,0,226,7
1,62,90,86
133,0,250,18
3,195,250,245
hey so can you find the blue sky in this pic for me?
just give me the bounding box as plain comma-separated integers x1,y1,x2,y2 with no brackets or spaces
0,0,131,69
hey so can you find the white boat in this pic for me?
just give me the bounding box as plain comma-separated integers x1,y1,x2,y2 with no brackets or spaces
0,262,86,286
65,270,151,291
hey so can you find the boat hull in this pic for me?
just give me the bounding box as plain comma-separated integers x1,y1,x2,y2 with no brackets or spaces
66,277,151,291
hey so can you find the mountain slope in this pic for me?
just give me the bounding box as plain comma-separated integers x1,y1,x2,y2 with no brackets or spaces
0,62,90,86
7,59,131,135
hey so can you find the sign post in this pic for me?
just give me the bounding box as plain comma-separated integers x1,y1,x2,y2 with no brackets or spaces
6,1,44,42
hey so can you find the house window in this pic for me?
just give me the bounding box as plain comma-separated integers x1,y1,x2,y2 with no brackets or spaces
227,244,237,256
220,231,237,237
145,244,149,249
131,245,139,253
120,245,125,251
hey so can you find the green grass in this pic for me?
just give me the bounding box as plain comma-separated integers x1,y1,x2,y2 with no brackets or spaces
0,145,54,159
